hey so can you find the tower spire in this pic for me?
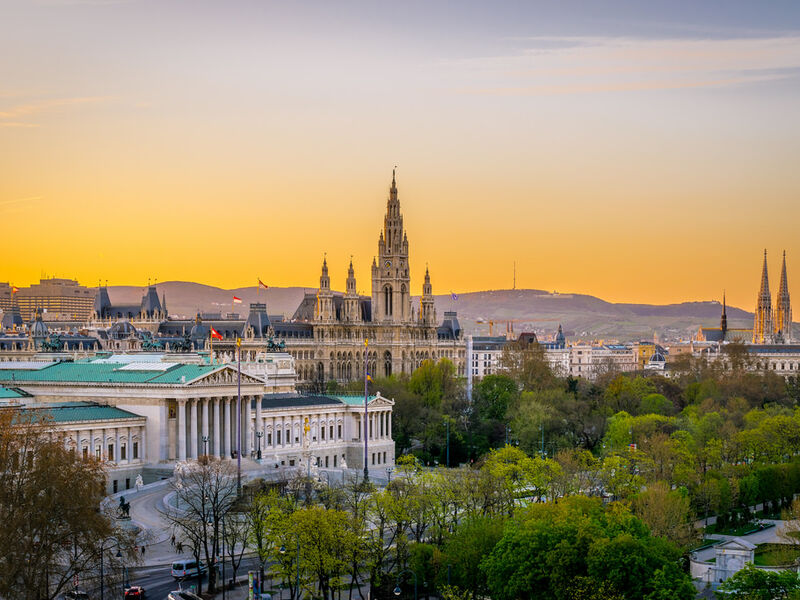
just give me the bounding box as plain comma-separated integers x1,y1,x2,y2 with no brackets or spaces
775,250,792,342
720,290,727,338
753,249,773,344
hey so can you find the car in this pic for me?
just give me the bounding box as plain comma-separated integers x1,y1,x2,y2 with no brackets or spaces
62,591,90,600
171,560,207,579
123,585,146,599
167,591,203,600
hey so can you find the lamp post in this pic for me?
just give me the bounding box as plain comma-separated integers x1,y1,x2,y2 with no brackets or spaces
279,538,301,600
393,568,418,600
386,466,393,483
116,547,127,594
202,435,209,456
445,417,450,468
363,339,369,483
236,338,242,495
256,431,263,460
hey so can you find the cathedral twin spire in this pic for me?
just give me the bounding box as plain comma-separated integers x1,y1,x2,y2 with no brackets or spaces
753,249,791,343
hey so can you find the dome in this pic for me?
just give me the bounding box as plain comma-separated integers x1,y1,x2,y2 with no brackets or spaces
109,320,138,340
30,310,49,338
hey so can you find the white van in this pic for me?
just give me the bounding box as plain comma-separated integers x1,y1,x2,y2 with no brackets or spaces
171,560,207,579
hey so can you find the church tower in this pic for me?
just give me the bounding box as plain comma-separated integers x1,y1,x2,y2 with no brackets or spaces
753,250,773,344
420,266,436,327
720,291,728,340
372,169,411,324
343,259,361,322
315,257,334,322
775,251,792,343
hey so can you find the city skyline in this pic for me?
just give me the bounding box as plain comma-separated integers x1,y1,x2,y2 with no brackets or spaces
3,1,800,308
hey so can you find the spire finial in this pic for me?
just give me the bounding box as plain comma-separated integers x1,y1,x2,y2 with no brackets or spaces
392,165,396,187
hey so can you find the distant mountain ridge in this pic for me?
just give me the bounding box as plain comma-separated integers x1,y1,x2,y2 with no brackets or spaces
103,282,754,341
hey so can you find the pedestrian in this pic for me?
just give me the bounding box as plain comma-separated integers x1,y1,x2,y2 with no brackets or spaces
177,541,183,554
141,545,146,557
171,534,176,548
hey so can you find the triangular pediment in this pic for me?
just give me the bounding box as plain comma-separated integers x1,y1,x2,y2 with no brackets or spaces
369,393,394,406
717,538,756,551
187,365,264,387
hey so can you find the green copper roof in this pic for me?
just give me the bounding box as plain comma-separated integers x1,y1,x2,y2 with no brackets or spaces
0,361,220,385
19,402,144,423
0,386,28,399
332,395,379,406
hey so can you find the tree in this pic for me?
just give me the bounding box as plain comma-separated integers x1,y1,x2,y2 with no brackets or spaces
631,482,697,549
716,563,800,599
161,456,239,593
479,497,693,600
499,340,559,392
247,488,293,585
0,408,135,600
442,515,506,599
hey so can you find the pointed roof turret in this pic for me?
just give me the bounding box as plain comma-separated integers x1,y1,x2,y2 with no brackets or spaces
779,250,789,298
319,255,330,290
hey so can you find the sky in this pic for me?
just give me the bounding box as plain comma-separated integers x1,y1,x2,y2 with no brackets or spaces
2,0,800,309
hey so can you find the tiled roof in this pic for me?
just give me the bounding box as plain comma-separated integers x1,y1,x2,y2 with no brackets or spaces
0,361,220,385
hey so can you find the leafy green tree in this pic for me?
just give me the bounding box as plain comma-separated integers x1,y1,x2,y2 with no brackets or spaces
716,563,800,599
441,515,506,599
632,481,696,549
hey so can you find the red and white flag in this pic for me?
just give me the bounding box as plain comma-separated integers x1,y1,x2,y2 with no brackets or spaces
210,327,223,340
258,279,269,290
11,286,19,293
232,296,242,304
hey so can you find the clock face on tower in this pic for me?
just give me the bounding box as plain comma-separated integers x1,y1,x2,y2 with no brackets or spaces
384,260,392,268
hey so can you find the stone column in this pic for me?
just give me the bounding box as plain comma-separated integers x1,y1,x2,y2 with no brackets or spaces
190,399,198,459
140,425,146,462
223,397,231,458
202,397,210,456
114,428,120,463
255,393,262,450
243,395,251,457
214,398,221,457
387,411,392,440
177,400,187,461
128,427,134,463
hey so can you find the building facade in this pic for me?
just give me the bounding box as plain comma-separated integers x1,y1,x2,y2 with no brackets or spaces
14,278,97,322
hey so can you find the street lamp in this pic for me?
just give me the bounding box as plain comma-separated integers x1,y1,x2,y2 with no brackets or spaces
279,538,301,600
202,435,209,456
444,417,450,468
393,568,418,600
255,431,263,460
386,466,394,483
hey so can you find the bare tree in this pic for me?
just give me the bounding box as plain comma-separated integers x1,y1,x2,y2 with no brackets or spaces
0,408,136,600
161,456,238,593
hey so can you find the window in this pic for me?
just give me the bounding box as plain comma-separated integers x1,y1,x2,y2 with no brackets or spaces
83,447,89,459
121,444,127,460
383,451,387,463
338,424,342,438
95,446,101,459
325,456,329,467
371,453,375,465
333,455,337,467
113,480,118,493
277,430,281,445
321,427,325,440
133,442,139,460
267,433,272,445
289,459,295,466
330,425,334,439
108,444,114,461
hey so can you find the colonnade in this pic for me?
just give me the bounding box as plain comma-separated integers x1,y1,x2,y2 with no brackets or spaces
175,395,258,461
65,423,147,464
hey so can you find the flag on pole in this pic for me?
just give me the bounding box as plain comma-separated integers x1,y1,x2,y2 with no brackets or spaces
233,296,242,304
367,373,373,382
11,286,18,293
258,279,269,290
210,327,223,340
364,339,368,347
450,291,458,300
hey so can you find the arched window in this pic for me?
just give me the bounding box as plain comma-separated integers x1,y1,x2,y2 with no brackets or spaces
384,285,393,316
384,350,392,377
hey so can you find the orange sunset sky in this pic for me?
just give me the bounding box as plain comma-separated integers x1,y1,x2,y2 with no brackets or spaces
2,1,800,310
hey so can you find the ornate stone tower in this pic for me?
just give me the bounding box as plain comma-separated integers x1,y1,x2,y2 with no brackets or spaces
343,259,361,322
315,257,334,322
420,266,436,327
372,169,411,324
753,250,773,344
775,251,792,343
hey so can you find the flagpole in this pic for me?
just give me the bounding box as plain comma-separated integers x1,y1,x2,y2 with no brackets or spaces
363,339,369,483
209,330,213,365
236,337,242,496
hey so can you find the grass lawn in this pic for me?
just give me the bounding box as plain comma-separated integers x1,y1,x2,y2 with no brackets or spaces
754,543,800,566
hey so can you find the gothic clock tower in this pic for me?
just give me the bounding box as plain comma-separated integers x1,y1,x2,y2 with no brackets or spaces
372,170,411,324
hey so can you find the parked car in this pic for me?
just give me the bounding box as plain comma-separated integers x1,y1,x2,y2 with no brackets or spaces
62,591,90,600
167,591,203,600
123,585,146,599
171,560,207,579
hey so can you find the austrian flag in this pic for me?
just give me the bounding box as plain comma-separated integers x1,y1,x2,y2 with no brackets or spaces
210,327,223,340
232,296,242,304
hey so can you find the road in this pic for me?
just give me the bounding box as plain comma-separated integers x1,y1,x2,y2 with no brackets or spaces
125,556,262,600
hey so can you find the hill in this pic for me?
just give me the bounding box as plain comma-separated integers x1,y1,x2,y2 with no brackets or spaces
104,283,752,342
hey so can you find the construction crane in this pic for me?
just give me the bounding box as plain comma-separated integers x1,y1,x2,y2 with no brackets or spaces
476,318,558,336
